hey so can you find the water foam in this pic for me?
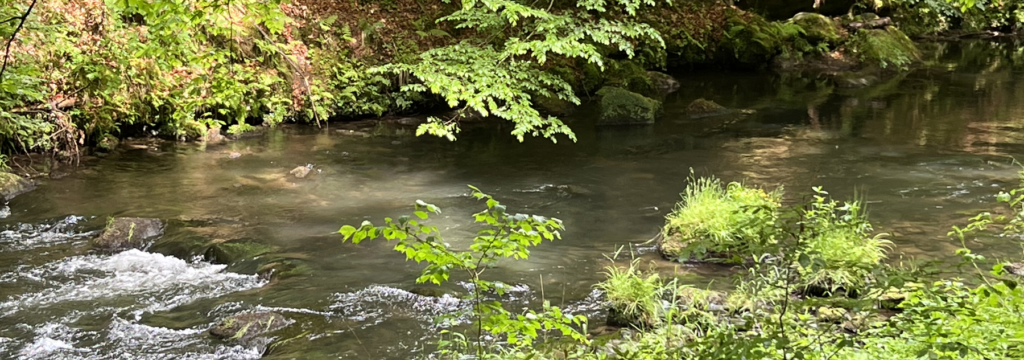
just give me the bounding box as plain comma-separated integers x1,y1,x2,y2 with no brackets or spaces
0,215,93,252
0,249,266,317
331,285,468,328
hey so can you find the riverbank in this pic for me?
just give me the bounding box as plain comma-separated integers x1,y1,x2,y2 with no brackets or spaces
5,0,1019,162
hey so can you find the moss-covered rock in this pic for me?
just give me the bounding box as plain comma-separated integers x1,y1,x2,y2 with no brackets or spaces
790,12,839,45
92,218,164,251
210,312,293,342
595,87,662,125
0,172,35,201
534,96,576,116
207,241,274,264
816,306,847,323
848,27,920,70
646,71,680,93
686,98,733,119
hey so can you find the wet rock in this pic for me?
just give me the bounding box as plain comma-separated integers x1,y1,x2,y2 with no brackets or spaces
1005,262,1024,276
204,127,225,144
207,241,273,265
790,12,839,45
210,312,293,342
258,259,313,280
289,166,311,179
876,287,907,310
646,71,680,93
534,96,577,116
92,218,164,251
0,172,35,200
595,86,662,126
686,98,729,118
835,72,880,88
335,129,371,137
381,116,427,126
96,135,120,152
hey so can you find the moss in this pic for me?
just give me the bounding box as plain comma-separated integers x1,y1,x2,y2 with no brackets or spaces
646,71,679,93
790,12,839,45
686,98,727,116
848,27,920,70
816,306,847,323
595,87,662,125
534,96,576,116
601,59,654,94
0,172,34,201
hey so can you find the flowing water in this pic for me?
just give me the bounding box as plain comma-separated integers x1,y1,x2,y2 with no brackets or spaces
4,40,1024,359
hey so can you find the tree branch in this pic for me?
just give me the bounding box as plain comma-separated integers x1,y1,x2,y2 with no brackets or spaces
0,0,39,83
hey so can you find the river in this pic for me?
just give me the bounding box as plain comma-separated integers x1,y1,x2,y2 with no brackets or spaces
2,40,1024,359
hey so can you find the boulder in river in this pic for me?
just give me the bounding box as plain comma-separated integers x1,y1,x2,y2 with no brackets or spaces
92,217,164,251
596,86,662,125
0,172,35,201
210,312,293,342
646,71,680,93
686,98,729,118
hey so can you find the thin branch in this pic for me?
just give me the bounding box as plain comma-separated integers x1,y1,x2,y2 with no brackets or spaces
0,0,39,82
255,25,322,128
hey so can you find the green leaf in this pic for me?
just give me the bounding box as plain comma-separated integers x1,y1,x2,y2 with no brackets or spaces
339,225,357,239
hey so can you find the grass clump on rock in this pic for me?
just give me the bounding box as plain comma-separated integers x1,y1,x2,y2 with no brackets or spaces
658,174,782,262
797,188,893,296
596,261,665,329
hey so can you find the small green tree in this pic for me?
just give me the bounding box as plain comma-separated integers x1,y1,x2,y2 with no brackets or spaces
378,0,665,142
339,185,588,356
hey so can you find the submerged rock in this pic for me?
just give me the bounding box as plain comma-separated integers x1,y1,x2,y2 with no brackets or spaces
686,98,729,117
646,71,680,93
92,218,164,251
289,166,311,179
0,172,35,201
207,241,274,265
596,86,662,125
210,312,293,342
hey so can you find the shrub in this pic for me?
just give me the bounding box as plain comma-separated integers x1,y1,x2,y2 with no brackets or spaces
595,260,665,329
658,174,782,262
798,188,893,295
